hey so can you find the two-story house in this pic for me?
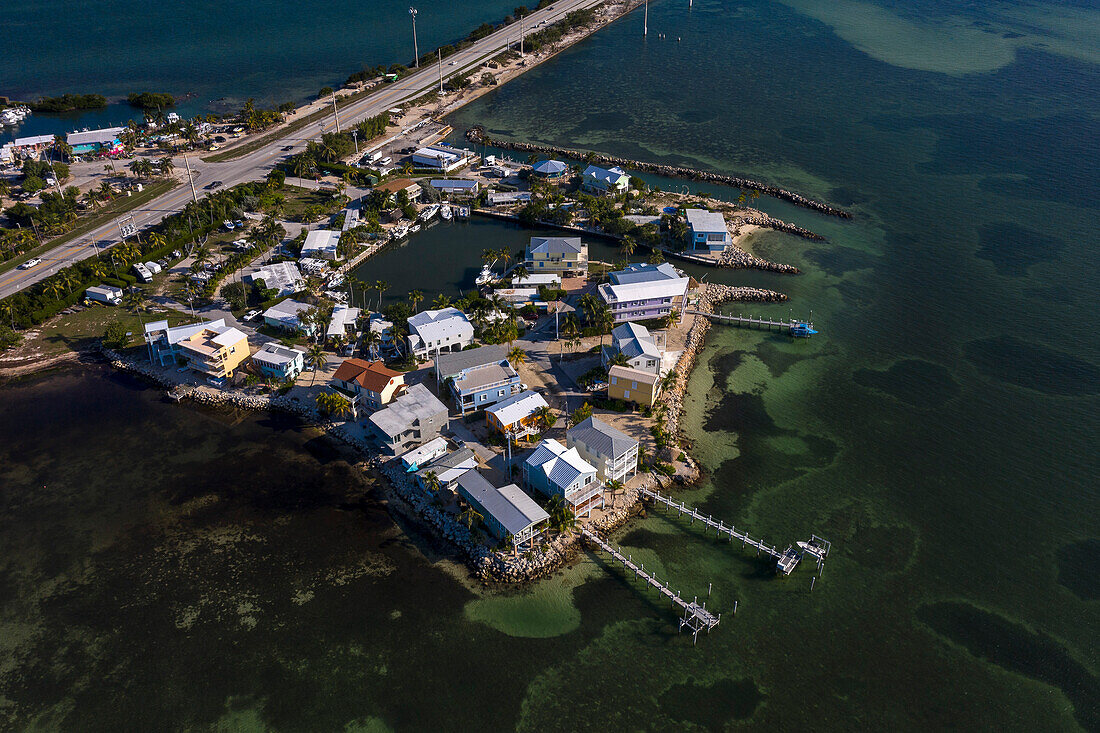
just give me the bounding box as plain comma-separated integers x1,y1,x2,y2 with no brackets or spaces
567,416,639,484
523,438,604,517
684,208,730,251
601,322,663,375
435,345,522,414
263,299,316,336
144,318,229,367
251,342,306,381
407,307,474,359
485,390,549,439
581,164,630,195
597,262,689,324
177,323,250,381
456,470,549,552
331,358,406,412
367,384,449,455
524,236,588,276
608,365,660,408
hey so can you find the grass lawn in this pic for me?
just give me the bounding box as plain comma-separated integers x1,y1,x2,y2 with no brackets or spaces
280,185,340,222
1,304,196,365
0,179,178,277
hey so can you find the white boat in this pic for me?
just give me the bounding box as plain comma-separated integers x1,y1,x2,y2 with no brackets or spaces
439,204,453,221
418,204,440,222
475,263,496,286
409,224,422,234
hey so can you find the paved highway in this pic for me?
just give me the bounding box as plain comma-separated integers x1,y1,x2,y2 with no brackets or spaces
0,0,608,300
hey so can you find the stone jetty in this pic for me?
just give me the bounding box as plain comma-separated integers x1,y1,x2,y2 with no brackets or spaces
465,126,852,219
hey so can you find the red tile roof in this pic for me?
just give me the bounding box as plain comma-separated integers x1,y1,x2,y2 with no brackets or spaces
333,358,403,393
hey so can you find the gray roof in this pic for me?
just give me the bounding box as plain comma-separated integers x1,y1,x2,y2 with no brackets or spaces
456,471,548,537
418,447,477,477
568,416,638,460
368,384,447,438
611,322,661,360
435,344,508,379
684,208,727,233
610,262,683,285
528,236,583,255
453,362,517,392
532,159,567,174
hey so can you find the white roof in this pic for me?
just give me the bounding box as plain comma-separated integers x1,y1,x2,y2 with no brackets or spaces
301,229,340,257
600,263,688,304
247,262,303,295
400,437,449,468
685,208,727,233
413,145,462,163
486,390,548,427
13,134,55,148
252,342,305,367
611,322,661,360
67,127,124,146
327,304,361,338
144,318,226,346
512,273,561,286
264,299,312,326
408,308,473,346
211,327,246,348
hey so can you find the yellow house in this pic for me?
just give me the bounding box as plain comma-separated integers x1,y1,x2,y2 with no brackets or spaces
178,324,250,380
607,365,660,408
524,236,588,276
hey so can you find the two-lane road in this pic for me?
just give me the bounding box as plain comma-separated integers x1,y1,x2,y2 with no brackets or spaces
0,0,610,300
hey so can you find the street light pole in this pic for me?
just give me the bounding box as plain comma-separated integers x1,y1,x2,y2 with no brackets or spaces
410,7,419,68
331,90,341,133
351,130,359,155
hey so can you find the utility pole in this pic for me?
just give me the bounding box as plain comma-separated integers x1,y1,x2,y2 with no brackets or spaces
520,14,524,55
351,130,359,155
331,90,341,133
184,155,198,204
644,0,648,36
438,48,443,93
410,7,419,68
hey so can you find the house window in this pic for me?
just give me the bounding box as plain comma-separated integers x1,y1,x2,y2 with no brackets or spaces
631,381,638,390
624,390,631,399
498,389,505,396
610,377,617,385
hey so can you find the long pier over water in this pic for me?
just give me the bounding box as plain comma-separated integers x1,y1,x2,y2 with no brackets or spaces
686,309,814,334
581,529,720,644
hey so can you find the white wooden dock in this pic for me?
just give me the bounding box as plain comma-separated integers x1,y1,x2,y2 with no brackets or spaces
685,309,813,333
581,528,720,644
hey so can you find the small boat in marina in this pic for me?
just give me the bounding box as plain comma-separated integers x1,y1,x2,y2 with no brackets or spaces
418,204,440,222
475,262,496,286
409,223,421,234
440,204,453,221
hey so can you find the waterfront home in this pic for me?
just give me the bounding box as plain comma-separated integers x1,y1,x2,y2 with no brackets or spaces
512,273,561,288
263,299,315,336
66,127,124,156
456,470,548,551
144,318,229,367
331,358,406,412
436,345,522,414
250,342,306,381
301,229,341,261
429,179,479,197
487,191,532,206
523,438,604,517
491,287,538,304
85,284,122,305
567,416,639,484
297,258,328,277
601,322,662,375
367,384,449,455
374,178,422,200
532,159,568,179
684,208,730,251
368,313,396,357
244,262,304,297
10,134,55,157
326,304,361,342
411,144,469,172
342,207,360,232
178,323,250,381
524,236,588,276
581,164,630,195
608,365,660,408
407,307,474,358
415,446,478,495
597,262,689,324
400,436,449,471
485,390,549,438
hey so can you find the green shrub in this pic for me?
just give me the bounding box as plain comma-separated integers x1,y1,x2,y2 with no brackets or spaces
103,321,128,348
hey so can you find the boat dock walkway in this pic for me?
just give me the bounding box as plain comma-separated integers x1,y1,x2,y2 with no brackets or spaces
582,528,720,644
686,309,814,334
641,488,824,575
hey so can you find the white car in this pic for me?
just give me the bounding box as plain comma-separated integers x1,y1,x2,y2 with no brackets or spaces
18,258,41,270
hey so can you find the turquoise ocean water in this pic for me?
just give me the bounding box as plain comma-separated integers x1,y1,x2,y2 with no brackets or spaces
1,0,1098,729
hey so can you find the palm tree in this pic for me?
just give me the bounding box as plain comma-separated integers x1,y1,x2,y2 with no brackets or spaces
535,405,557,432
605,479,624,503
44,280,65,302
546,495,576,534
306,344,327,385
157,157,174,177
431,292,452,309
423,471,442,495
122,290,146,313
510,264,529,283
90,261,109,280
374,280,388,311
147,232,167,251
506,345,526,370
316,391,353,419
97,180,114,201
401,161,413,176
459,505,483,531
621,237,636,256
0,300,15,328
496,247,512,270
408,289,424,312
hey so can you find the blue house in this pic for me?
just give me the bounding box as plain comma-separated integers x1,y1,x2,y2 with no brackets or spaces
684,208,730,251
251,342,306,380
435,345,522,414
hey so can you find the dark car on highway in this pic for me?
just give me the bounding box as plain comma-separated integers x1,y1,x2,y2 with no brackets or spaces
204,180,223,190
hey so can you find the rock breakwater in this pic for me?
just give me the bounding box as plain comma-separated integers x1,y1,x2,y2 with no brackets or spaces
465,126,852,218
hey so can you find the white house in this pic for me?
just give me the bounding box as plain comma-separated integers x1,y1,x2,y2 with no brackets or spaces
581,164,630,195
301,229,341,261
326,304,361,341
567,416,639,484
601,321,662,374
407,307,474,358
263,299,315,335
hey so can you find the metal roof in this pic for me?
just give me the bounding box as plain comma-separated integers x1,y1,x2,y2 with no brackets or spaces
486,390,548,427
368,384,447,438
435,344,507,379
684,208,727,233
568,416,638,460
610,322,661,360
456,471,549,537
528,236,583,255
532,159,567,174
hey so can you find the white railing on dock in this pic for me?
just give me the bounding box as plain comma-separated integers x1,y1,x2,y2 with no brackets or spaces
640,487,783,560
581,528,720,644
685,309,811,332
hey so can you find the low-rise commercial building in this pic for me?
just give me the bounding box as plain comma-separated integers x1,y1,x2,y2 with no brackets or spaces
67,127,124,156
429,179,479,197
531,159,568,178
411,144,470,172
